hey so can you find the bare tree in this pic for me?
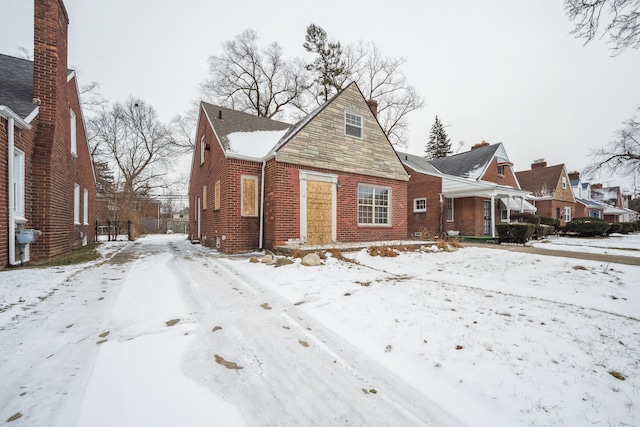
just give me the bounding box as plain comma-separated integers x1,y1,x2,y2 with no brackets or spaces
79,81,108,115
88,97,177,197
585,108,640,178
170,102,199,151
343,41,424,146
200,29,309,120
565,0,640,54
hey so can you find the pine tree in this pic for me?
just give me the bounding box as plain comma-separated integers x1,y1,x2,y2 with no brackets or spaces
425,116,452,159
303,24,346,103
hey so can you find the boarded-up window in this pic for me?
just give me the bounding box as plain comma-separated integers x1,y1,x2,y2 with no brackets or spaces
203,186,207,210
241,176,258,217
214,180,220,210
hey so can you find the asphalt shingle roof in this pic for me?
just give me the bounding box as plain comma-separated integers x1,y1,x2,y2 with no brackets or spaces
0,54,37,119
396,151,441,174
428,143,500,179
201,103,291,152
515,164,565,198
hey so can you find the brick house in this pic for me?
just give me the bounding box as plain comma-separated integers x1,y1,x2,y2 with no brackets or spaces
398,142,533,238
568,171,605,219
515,160,576,225
0,0,96,267
189,82,408,253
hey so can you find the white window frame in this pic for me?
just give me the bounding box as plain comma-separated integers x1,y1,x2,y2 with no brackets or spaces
446,197,454,222
74,183,80,225
241,175,259,217
345,111,363,138
357,183,391,226
501,209,509,222
562,176,567,189
413,197,426,213
83,188,89,225
70,108,77,156
13,148,26,222
564,206,571,222
200,135,205,164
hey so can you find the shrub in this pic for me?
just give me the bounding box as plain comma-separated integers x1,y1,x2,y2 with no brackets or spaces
496,223,535,244
539,216,561,228
510,212,540,226
536,224,555,238
607,223,623,234
620,222,636,234
565,217,611,237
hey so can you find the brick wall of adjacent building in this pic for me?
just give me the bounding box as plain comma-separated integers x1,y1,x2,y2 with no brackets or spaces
404,165,442,238
530,199,576,225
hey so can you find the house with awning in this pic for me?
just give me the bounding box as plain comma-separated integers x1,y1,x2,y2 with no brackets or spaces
398,141,534,238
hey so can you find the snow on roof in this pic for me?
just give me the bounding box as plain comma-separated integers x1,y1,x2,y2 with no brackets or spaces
226,129,291,160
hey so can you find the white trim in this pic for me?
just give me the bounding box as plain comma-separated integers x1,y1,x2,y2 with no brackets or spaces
83,188,89,225
357,183,392,227
70,108,77,156
74,183,81,225
0,106,32,129
446,197,454,222
344,111,363,139
413,197,427,213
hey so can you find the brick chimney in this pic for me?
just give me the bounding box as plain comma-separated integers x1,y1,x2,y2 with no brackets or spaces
471,140,490,150
366,99,378,118
568,171,580,181
531,159,547,169
591,183,603,189
33,0,69,124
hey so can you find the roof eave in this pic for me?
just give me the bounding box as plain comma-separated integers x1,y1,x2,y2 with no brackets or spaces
0,105,32,129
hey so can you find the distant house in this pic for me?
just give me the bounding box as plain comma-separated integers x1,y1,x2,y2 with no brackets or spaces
398,142,533,238
590,184,630,223
568,171,604,219
515,160,576,225
189,82,408,253
0,0,96,267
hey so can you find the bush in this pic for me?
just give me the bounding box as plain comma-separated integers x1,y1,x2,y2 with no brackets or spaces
539,216,561,228
620,222,636,234
510,212,540,226
565,217,611,237
496,223,535,244
536,224,555,238
608,223,623,234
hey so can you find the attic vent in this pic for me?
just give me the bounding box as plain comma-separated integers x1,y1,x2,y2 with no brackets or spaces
218,110,222,119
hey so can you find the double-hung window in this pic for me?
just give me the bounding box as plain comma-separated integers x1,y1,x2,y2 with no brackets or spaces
74,183,80,225
83,188,89,225
13,149,26,222
564,206,571,222
446,198,454,221
70,109,77,156
358,184,390,225
345,112,362,138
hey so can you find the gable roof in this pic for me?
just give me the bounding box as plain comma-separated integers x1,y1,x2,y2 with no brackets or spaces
201,103,291,157
427,143,508,180
0,54,38,119
515,164,566,198
395,151,442,175
591,186,621,207
576,198,605,209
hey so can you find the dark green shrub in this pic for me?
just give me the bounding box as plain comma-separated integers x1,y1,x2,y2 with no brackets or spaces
536,224,555,238
539,216,560,228
620,222,636,234
496,223,535,244
566,217,611,237
510,212,540,226
608,223,623,234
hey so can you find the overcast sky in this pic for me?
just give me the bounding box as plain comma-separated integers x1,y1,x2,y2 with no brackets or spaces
2,0,639,191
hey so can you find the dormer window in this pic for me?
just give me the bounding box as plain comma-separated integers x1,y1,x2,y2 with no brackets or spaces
562,176,567,189
345,112,362,138
497,165,505,177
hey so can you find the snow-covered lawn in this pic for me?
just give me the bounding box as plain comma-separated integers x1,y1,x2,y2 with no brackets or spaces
1,233,638,426
529,233,640,258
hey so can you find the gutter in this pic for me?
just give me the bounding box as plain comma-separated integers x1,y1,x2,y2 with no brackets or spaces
259,159,266,250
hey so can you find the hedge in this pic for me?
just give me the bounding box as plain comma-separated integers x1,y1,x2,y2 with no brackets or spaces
620,222,636,234
496,223,535,244
566,217,611,237
539,216,561,228
608,223,623,234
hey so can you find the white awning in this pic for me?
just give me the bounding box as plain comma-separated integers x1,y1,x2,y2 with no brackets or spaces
499,197,537,213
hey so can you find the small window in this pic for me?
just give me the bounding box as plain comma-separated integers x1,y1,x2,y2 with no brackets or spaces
241,175,258,217
345,112,362,138
83,188,89,225
214,180,221,210
358,184,390,225
70,109,77,155
497,165,505,176
413,198,426,213
203,185,208,210
74,183,80,225
564,206,571,222
446,198,454,222
501,210,509,222
562,176,567,189
200,135,205,164
13,149,25,221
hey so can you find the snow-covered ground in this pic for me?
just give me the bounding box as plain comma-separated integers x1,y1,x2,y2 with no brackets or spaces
529,233,640,258
1,233,638,426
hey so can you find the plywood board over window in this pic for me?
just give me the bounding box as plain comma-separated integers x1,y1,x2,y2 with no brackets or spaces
306,181,333,245
214,180,220,210
241,176,258,217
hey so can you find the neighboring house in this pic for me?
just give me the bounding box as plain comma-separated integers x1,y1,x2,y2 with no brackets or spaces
515,160,576,225
591,184,628,223
568,170,592,201
398,142,533,238
96,195,161,237
189,82,408,253
0,0,96,268
568,171,604,219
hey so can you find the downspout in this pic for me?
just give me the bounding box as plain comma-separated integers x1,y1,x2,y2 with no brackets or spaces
259,159,266,250
8,117,15,265
439,193,444,237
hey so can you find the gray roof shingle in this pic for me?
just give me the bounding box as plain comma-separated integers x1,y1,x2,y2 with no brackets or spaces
0,53,37,119
428,143,500,179
201,103,291,152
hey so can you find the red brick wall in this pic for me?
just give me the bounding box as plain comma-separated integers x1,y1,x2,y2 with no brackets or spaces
0,119,6,266
481,158,519,188
404,166,442,238
530,199,576,225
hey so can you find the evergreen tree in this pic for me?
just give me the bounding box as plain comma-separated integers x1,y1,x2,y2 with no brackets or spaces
303,24,346,103
425,116,452,159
